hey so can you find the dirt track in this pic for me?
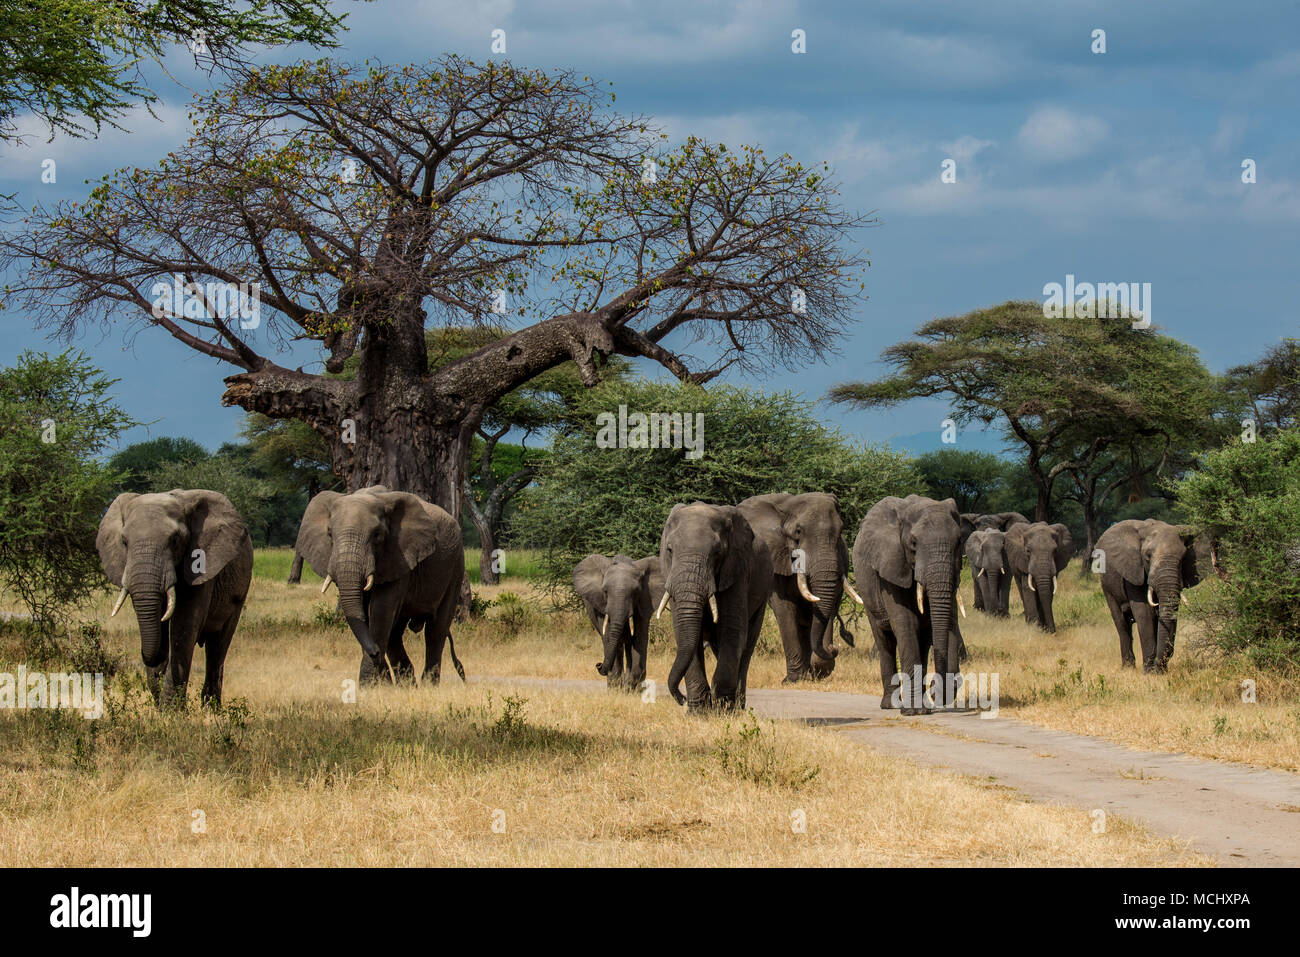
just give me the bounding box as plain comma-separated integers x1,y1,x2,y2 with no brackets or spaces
479,676,1300,866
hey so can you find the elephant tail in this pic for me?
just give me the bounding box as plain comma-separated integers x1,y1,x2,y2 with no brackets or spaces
448,633,466,683
836,613,856,648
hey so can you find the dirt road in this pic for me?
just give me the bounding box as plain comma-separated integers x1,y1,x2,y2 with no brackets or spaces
480,676,1300,866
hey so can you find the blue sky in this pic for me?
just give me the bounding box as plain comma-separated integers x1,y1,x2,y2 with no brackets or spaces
2,0,1298,456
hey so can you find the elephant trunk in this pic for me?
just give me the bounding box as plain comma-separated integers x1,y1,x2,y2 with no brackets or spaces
333,536,382,659
126,544,173,668
921,551,958,705
1152,566,1182,669
597,598,631,680
806,565,843,665
666,564,712,706
1033,565,1057,633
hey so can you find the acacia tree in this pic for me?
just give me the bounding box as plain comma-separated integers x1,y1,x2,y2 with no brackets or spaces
831,300,1221,551
3,57,871,527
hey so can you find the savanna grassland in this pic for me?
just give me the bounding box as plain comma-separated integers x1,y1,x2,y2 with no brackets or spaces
0,547,1277,866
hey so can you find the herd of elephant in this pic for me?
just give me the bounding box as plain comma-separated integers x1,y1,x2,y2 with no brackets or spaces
92,487,1206,716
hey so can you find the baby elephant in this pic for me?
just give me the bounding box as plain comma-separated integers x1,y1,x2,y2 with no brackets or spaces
572,554,664,690
1097,519,1206,672
96,489,254,707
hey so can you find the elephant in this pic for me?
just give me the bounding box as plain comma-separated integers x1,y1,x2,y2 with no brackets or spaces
853,495,967,713
737,492,858,683
572,554,664,690
658,503,773,710
1005,522,1073,633
959,512,1028,611
295,486,465,686
964,528,1012,617
96,489,253,707
1096,519,1207,672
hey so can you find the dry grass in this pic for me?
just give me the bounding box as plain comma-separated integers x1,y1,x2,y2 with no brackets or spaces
461,566,1300,772
0,550,1209,866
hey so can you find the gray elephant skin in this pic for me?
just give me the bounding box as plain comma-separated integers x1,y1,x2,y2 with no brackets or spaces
573,554,664,690
853,495,966,713
296,486,465,686
1097,519,1206,672
1005,522,1072,632
658,503,773,710
96,489,254,707
960,512,1027,611
964,529,1012,617
738,492,858,683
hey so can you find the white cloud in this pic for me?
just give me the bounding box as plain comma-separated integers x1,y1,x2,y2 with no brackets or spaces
1016,106,1109,162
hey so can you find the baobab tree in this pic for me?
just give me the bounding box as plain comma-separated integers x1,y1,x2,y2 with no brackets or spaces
2,57,872,523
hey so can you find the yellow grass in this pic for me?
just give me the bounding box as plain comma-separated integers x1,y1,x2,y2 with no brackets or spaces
0,555,1211,866
463,569,1300,771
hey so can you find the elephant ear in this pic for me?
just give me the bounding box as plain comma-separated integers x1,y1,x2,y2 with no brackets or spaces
178,490,249,585
1179,527,1209,589
960,513,979,545
1004,523,1030,575
745,499,791,576
573,554,612,616
634,556,664,618
379,492,444,581
860,498,912,589
95,493,138,586
296,491,342,579
1051,524,1074,573
717,507,750,593
1101,521,1146,585
963,530,983,566
1001,512,1030,530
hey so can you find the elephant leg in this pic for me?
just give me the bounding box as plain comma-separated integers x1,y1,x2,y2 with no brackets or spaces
768,584,808,683
683,625,712,711
971,568,985,611
162,596,206,708
735,605,765,710
1015,574,1039,627
1104,590,1136,668
145,658,168,705
916,614,938,708
199,620,237,709
869,614,899,708
628,613,650,689
422,581,460,686
358,586,402,685
1130,597,1158,670
884,592,928,714
997,572,1012,617
710,620,745,708
387,617,417,685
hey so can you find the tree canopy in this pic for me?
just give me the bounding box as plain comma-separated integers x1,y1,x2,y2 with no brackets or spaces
0,0,350,142
0,56,874,522
830,300,1223,545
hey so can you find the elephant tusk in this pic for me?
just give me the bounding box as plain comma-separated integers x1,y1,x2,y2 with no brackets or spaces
1000,566,1005,574
1148,586,1158,607
796,573,819,603
601,614,608,636
977,567,985,578
1028,577,1036,593
110,585,128,618
655,591,670,620
957,593,967,619
842,577,864,605
916,582,925,614
321,575,333,594
364,574,374,592
160,586,177,623
709,594,719,623
1052,575,1058,595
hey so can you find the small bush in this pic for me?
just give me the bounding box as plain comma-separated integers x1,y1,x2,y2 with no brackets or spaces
713,712,820,790
1173,430,1300,668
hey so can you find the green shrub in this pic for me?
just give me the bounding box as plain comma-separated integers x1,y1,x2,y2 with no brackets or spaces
1173,430,1300,668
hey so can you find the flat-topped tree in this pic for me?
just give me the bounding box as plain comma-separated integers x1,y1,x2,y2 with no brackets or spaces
2,57,872,519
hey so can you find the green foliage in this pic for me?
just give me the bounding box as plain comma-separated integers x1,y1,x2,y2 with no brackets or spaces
512,378,923,592
1222,340,1300,435
0,0,350,141
915,449,1012,513
832,300,1225,521
145,453,278,546
109,436,208,493
1173,430,1300,668
0,351,134,627
713,712,820,790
